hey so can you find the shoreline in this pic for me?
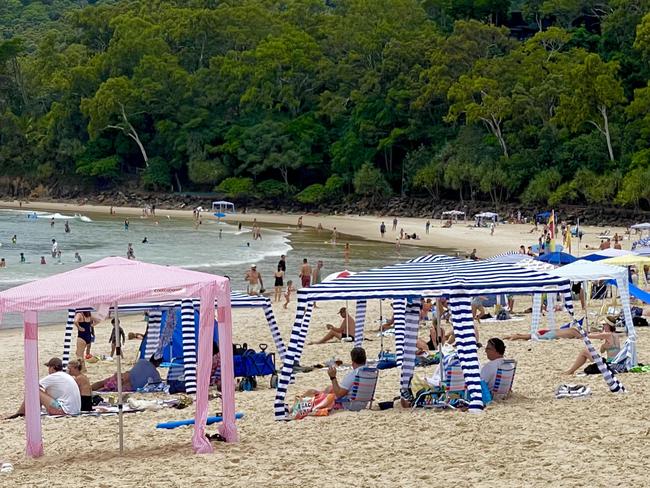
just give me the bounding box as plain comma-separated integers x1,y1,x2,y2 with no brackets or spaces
0,199,632,256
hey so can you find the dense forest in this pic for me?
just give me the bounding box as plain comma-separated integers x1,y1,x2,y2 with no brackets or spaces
1,0,650,209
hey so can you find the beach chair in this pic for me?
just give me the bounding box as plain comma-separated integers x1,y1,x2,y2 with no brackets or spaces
338,366,379,411
443,355,467,399
491,359,517,400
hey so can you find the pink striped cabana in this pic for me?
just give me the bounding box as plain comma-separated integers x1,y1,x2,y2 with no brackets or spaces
0,256,237,457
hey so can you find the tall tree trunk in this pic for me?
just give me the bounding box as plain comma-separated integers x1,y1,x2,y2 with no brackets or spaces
600,105,615,162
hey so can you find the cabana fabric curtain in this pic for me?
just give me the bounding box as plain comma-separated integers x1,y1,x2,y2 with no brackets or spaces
273,255,596,419
60,292,287,395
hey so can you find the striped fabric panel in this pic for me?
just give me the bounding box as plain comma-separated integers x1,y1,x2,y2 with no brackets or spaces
448,295,483,411
274,299,310,419
354,300,367,347
62,309,76,369
263,302,286,361
181,300,197,394
399,303,420,390
144,310,162,360
295,301,314,358
393,299,407,366
617,279,637,367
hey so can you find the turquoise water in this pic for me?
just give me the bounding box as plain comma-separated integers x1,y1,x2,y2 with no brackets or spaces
0,208,429,326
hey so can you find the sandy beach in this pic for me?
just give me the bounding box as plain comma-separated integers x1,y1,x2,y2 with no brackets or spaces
0,199,648,487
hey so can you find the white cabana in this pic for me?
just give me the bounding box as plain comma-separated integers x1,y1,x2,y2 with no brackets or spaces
631,223,650,230
487,252,529,264
441,210,465,217
475,212,499,220
548,260,636,367
211,201,236,213
581,248,636,261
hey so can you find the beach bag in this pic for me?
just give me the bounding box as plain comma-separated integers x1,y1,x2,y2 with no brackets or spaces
496,309,511,321
633,316,649,327
631,306,643,318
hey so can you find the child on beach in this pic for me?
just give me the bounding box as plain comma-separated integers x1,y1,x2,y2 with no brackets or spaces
284,280,295,309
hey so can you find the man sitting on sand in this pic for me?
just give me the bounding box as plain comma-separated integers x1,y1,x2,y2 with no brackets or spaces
6,357,80,419
504,327,582,341
302,347,368,401
309,307,355,344
67,359,93,412
91,355,163,392
481,338,507,390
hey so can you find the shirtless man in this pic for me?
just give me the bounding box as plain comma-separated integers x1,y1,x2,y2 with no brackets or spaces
299,258,312,288
309,307,355,344
67,360,93,411
244,264,263,295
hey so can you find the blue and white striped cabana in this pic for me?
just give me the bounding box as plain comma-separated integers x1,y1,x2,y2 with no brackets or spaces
62,292,285,394
274,255,625,419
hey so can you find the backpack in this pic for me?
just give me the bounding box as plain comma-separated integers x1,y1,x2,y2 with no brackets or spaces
496,309,511,321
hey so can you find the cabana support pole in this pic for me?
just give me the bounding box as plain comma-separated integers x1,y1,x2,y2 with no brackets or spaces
113,303,124,454
24,310,43,458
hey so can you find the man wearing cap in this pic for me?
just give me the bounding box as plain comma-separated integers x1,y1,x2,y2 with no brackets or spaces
244,264,263,295
308,307,355,344
5,357,81,418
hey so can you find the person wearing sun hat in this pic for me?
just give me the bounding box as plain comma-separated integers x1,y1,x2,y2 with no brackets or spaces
563,317,622,375
5,357,81,419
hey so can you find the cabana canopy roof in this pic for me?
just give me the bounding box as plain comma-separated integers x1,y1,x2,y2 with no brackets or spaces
581,248,635,262
548,260,628,282
0,257,228,314
295,255,571,302
631,223,650,230
475,212,498,219
487,252,529,264
441,210,465,215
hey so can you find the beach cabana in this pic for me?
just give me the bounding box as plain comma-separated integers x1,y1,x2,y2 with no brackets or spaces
581,249,635,262
548,260,637,367
0,257,237,458
211,201,235,214
60,291,286,393
487,252,529,264
273,255,623,419
631,223,650,230
536,252,576,265
441,210,465,220
475,211,499,221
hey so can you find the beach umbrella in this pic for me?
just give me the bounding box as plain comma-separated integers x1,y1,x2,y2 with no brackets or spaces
536,252,576,265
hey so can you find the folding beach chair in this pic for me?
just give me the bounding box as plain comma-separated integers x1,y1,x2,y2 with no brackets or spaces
442,354,466,398
492,359,517,400
338,366,379,411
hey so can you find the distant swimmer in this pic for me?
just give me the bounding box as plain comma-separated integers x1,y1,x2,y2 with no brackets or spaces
64,221,70,233
51,239,58,258
127,243,135,260
0,258,5,268
124,219,129,231
142,236,148,244
331,227,338,244
247,242,250,247
20,252,25,263
74,252,82,263
11,235,16,245
238,222,242,231
219,229,222,239
56,250,62,264
40,256,46,265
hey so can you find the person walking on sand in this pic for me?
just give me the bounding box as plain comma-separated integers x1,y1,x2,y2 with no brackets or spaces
392,217,398,231
299,258,312,288
297,216,303,229
490,221,495,236
284,280,295,309
274,265,285,302
380,221,386,238
426,220,430,234
244,264,263,295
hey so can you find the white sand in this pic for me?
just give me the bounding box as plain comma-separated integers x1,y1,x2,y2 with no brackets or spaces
2,299,650,486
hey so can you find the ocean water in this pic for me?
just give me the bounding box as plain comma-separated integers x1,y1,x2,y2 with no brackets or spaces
0,208,430,327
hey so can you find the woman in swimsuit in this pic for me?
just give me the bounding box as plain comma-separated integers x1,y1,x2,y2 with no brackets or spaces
75,311,99,369
504,327,582,341
274,265,284,302
564,319,621,375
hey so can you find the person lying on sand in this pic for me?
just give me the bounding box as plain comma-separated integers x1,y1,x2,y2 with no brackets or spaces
564,319,621,375
504,327,582,341
308,307,355,344
5,357,80,419
91,355,163,392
